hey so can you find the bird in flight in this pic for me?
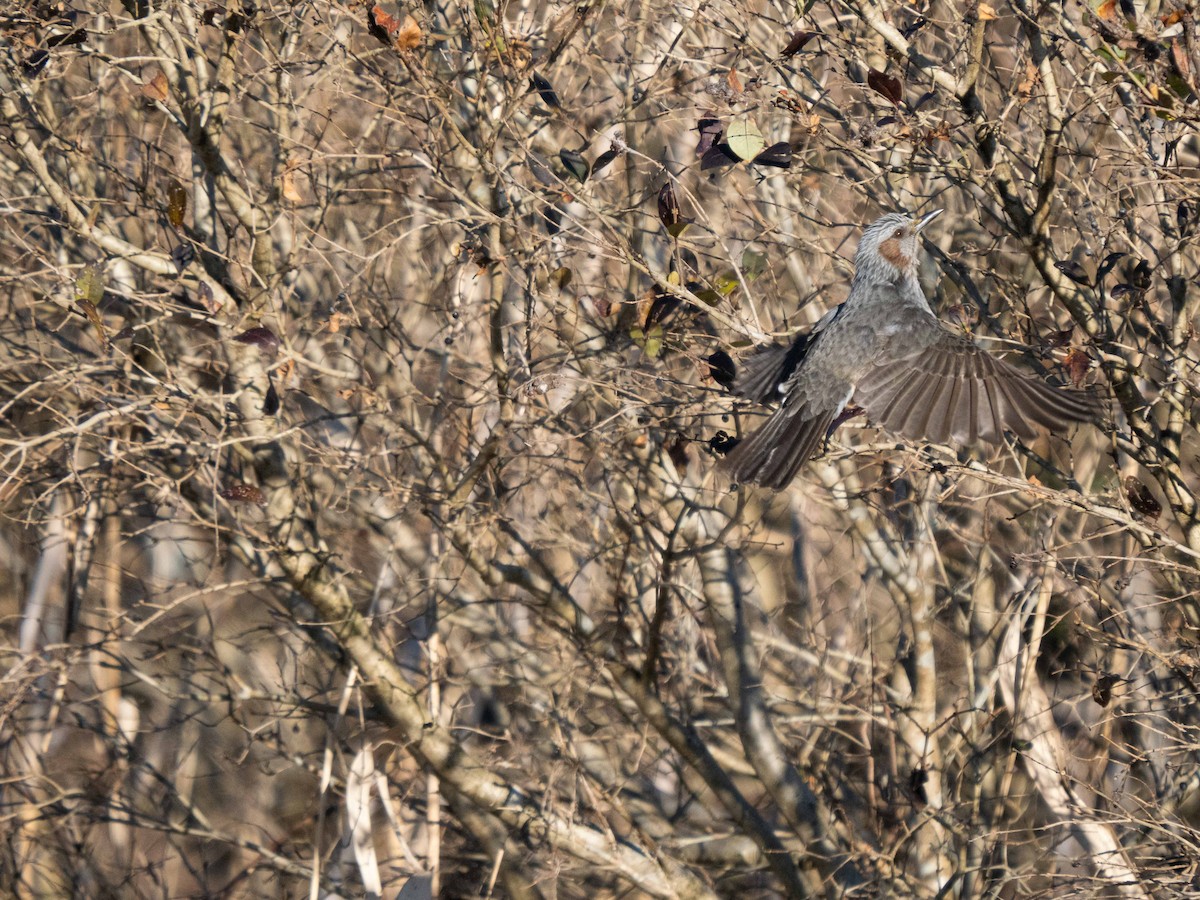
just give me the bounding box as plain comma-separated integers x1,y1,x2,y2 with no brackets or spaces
721,210,1100,490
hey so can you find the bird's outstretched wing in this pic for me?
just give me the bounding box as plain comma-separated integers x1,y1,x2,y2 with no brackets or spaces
853,328,1100,447
729,304,845,404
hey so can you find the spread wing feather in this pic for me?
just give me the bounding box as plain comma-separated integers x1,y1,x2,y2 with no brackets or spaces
855,328,1099,447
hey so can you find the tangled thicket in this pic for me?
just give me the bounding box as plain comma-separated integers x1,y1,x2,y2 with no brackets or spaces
3,0,1200,896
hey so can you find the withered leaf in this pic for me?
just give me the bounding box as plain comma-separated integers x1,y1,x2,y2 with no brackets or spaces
1097,251,1125,282
530,72,560,108
781,30,815,58
171,243,195,273
1124,476,1162,519
47,28,87,48
233,326,281,357
1054,259,1091,285
1130,258,1152,290
657,182,682,229
368,5,402,45
591,145,621,175
709,431,738,455
141,69,169,102
706,350,735,389
262,381,280,416
281,169,303,203
1064,347,1090,386
695,117,723,156
221,483,266,506
867,69,903,106
1092,673,1120,707
1044,326,1074,348
394,13,421,51
77,299,108,347
197,281,220,315
700,143,739,171
559,148,589,183
666,434,690,471
23,50,50,78
752,141,793,168
166,179,187,230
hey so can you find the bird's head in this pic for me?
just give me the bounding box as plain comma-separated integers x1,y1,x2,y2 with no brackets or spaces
854,209,943,283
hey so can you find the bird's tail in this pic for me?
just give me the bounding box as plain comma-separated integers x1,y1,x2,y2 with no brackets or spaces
722,405,835,490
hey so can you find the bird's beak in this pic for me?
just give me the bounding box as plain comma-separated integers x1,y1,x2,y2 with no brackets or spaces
916,208,944,232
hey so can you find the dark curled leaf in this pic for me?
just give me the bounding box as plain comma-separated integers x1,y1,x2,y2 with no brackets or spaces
781,30,815,58
1124,476,1162,519
1044,326,1074,348
46,27,86,48
262,381,280,416
646,289,680,327
876,116,898,127
667,435,690,470
221,483,266,506
706,350,736,389
23,50,49,78
867,69,903,106
657,182,681,229
559,148,589,183
591,145,621,175
900,15,927,39
1053,259,1090,285
752,141,793,168
1063,348,1090,386
1178,200,1195,236
700,143,740,171
527,152,556,186
530,72,560,108
1092,673,1119,707
709,431,738,455
695,117,723,156
171,243,195,273
1097,251,1125,282
542,202,563,235
1130,258,1152,290
233,326,281,357
1109,283,1136,298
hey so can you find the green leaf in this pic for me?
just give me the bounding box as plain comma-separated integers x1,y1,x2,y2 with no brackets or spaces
713,271,740,296
630,323,665,358
76,265,104,304
559,149,589,183
726,118,765,161
741,248,767,279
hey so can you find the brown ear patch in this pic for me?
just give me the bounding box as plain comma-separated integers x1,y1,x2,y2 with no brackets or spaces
878,236,910,270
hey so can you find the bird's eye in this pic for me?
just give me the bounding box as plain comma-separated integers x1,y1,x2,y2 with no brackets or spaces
893,228,903,238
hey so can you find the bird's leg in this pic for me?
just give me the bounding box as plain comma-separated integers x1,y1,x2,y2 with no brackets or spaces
823,405,865,454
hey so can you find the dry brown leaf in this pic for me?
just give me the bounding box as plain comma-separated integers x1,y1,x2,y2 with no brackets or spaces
1064,348,1090,386
978,3,998,21
141,70,169,102
395,14,421,51
77,298,108,346
1096,0,1117,20
726,68,743,94
1018,61,1039,101
281,169,302,203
